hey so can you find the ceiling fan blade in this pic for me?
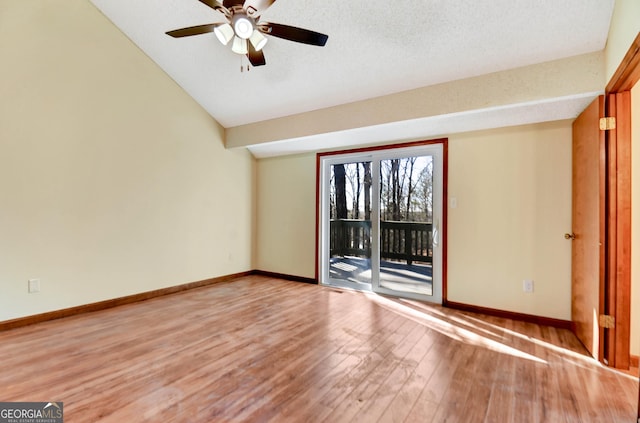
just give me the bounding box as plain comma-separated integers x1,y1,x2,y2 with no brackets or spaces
197,0,226,12
223,0,245,7
260,23,328,46
243,0,277,17
247,43,266,66
166,24,218,38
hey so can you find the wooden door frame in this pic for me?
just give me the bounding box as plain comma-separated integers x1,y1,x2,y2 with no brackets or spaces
603,32,639,369
604,91,632,369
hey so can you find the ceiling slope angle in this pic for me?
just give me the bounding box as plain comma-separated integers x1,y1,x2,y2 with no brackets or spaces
90,0,614,148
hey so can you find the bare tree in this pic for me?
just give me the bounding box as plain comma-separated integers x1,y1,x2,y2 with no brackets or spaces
406,157,417,220
333,164,347,219
415,159,433,222
329,173,335,219
380,160,392,220
363,162,371,220
354,164,361,219
344,163,361,219
391,159,401,220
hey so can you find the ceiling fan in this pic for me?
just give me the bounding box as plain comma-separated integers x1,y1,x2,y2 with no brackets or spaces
166,0,329,67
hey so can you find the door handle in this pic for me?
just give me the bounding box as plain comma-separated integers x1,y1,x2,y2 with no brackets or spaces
564,233,575,240
433,221,439,247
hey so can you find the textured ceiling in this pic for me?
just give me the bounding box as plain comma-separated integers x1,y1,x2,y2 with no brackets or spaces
90,0,614,131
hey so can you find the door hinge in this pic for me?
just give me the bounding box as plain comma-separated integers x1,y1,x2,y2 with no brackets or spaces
599,117,616,130
599,314,615,329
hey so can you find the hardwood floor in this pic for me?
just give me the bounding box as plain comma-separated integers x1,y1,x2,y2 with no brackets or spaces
0,275,637,422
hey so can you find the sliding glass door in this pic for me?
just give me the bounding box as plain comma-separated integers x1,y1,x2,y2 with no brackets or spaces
319,142,445,303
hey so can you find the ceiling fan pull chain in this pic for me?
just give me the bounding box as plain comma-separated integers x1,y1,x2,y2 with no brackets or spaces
239,56,251,73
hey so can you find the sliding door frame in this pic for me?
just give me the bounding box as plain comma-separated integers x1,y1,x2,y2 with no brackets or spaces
315,138,448,302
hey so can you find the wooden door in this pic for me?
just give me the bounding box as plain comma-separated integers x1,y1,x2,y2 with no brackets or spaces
571,95,605,360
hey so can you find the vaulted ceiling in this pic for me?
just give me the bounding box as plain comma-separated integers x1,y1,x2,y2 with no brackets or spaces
90,0,614,156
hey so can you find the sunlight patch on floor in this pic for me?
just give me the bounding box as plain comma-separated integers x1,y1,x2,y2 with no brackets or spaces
379,280,432,296
446,312,638,380
365,293,547,364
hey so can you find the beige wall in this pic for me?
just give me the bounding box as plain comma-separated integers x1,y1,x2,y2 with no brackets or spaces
447,121,572,320
632,83,640,357
0,1,255,321
255,154,317,278
605,0,640,81
255,121,573,320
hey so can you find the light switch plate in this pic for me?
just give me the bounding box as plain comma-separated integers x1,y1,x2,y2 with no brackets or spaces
28,279,40,293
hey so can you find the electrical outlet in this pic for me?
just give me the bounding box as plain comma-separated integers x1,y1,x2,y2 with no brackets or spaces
28,279,40,293
523,279,534,293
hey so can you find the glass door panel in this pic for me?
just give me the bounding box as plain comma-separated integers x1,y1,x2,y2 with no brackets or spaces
378,156,434,296
327,161,373,291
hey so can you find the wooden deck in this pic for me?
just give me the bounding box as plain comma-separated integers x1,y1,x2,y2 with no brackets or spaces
329,256,433,296
0,275,637,422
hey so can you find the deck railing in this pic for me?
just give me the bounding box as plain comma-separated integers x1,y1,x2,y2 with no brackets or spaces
330,219,433,264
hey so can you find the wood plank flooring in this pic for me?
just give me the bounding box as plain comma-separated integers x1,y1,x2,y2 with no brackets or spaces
0,275,637,422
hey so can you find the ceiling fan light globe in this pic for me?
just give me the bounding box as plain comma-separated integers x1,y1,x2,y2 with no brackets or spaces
233,16,253,39
213,23,234,45
249,30,268,51
231,36,248,54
